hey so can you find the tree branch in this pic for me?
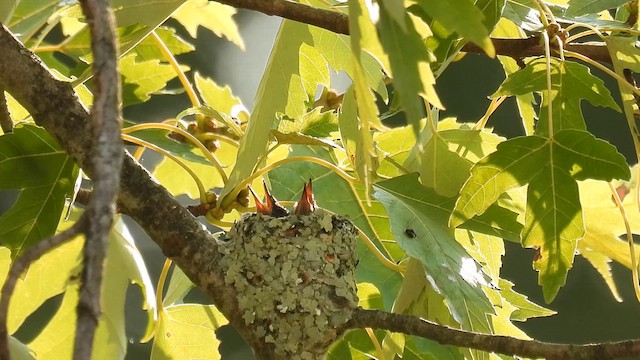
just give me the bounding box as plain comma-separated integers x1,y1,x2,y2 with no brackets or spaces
214,0,349,35
73,0,123,358
212,0,614,64
0,24,262,355
347,308,640,360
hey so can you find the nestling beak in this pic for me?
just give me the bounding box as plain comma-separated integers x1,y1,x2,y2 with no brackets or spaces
293,179,317,215
248,181,290,217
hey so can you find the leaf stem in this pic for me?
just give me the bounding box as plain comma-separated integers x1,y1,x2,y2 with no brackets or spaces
357,228,403,273
123,122,229,184
608,182,640,303
156,259,173,312
474,96,506,130
122,133,209,203
542,30,554,138
365,327,387,360
150,31,201,108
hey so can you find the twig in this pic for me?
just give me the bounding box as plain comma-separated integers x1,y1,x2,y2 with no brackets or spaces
0,87,11,133
346,308,640,360
0,221,85,360
213,0,349,35
75,0,123,359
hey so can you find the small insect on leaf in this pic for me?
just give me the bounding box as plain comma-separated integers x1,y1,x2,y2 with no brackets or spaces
405,228,416,238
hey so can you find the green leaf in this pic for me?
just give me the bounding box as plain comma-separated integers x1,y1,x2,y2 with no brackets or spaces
452,131,628,300
120,54,189,104
0,237,81,333
134,27,194,62
375,124,416,178
0,125,78,258
523,163,582,302
503,0,544,31
415,0,495,56
577,179,640,301
268,146,403,310
378,6,443,133
499,279,556,321
451,135,548,227
494,59,620,137
195,73,245,116
220,20,311,205
278,107,339,138
93,218,157,358
566,0,628,17
299,43,330,102
451,132,629,227
111,0,182,28
164,266,195,306
7,0,61,41
374,174,494,329
151,304,228,359
493,18,536,135
0,0,20,24
271,130,338,149
28,218,155,360
420,133,471,197
172,0,244,49
152,140,237,198
553,130,631,181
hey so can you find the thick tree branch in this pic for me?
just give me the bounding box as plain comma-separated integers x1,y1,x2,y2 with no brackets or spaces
74,0,123,359
348,308,640,360
212,0,614,64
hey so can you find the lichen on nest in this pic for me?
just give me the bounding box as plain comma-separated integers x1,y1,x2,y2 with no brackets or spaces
218,208,358,359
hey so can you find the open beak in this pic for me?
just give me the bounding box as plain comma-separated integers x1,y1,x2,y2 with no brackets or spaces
293,179,317,215
248,181,290,217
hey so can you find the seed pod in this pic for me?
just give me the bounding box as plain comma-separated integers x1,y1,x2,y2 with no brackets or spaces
218,207,358,358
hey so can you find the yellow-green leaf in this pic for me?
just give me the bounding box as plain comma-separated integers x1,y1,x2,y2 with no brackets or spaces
151,304,228,360
172,0,244,49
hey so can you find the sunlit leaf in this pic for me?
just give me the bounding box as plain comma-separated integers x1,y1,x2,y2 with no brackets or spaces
151,304,228,359
28,219,155,359
566,0,628,17
172,0,244,49
499,279,556,321
120,54,189,105
0,0,20,24
6,0,61,41
494,59,620,137
374,174,494,329
220,20,310,205
278,107,339,138
452,131,628,301
0,125,78,258
134,27,195,62
195,73,245,116
415,0,495,56
378,6,442,133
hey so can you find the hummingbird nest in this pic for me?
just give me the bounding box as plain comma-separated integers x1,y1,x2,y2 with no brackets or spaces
217,181,359,359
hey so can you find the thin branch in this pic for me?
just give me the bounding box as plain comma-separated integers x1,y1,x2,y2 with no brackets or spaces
0,221,85,360
0,87,11,134
212,0,614,64
347,308,640,360
214,0,349,35
74,0,123,359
